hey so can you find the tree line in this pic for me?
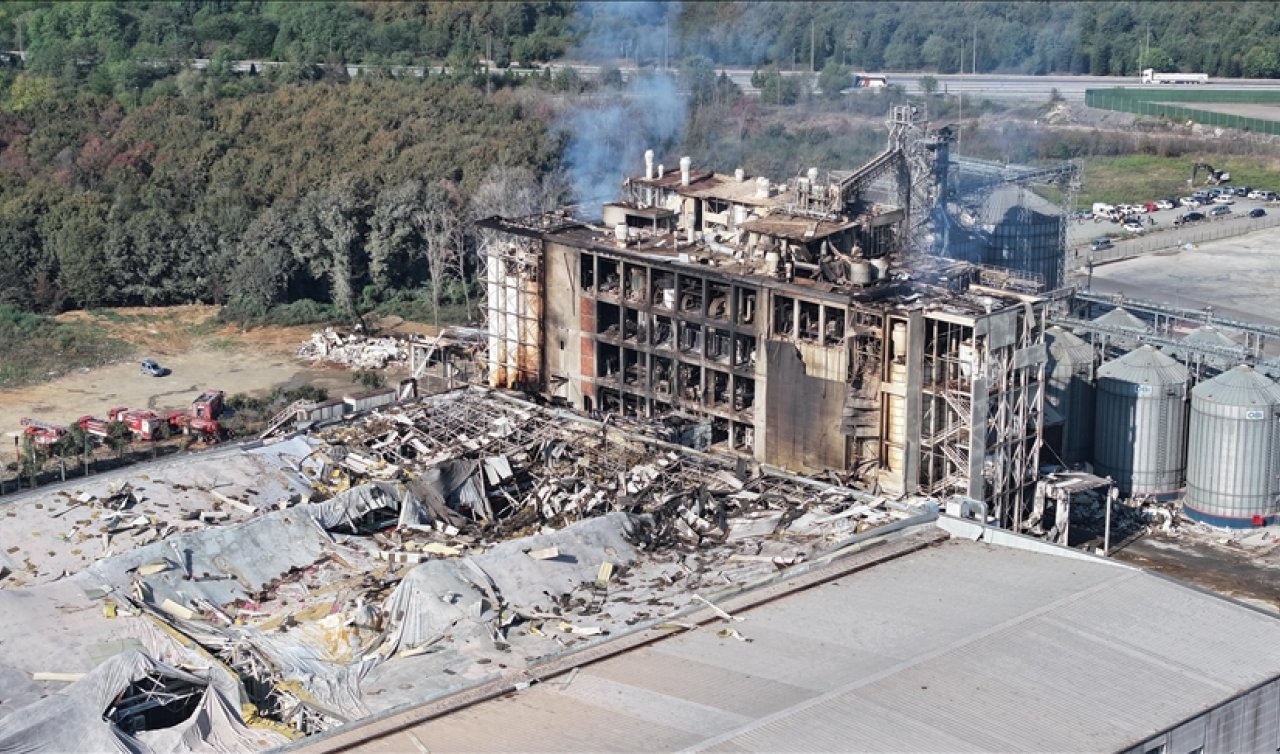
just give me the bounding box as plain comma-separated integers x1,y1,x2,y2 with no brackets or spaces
0,72,566,322
5,2,1280,83
671,2,1280,79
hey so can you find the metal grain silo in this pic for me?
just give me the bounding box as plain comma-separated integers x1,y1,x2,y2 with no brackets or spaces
1093,345,1189,496
1092,307,1150,355
1184,365,1280,526
1044,326,1095,464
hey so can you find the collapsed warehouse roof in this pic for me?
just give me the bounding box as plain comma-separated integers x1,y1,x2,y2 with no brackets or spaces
0,387,925,747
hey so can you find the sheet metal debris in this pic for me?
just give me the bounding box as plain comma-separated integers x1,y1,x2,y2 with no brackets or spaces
0,387,918,746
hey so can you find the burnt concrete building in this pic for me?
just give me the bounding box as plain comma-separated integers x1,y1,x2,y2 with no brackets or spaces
481,107,1073,531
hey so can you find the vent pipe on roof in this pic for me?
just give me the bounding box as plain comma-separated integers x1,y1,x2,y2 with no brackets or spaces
680,156,692,186
657,164,665,179
807,167,819,187
644,149,655,180
735,167,746,182
755,176,770,199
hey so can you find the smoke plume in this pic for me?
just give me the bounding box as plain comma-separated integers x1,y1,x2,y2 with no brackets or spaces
556,1,686,213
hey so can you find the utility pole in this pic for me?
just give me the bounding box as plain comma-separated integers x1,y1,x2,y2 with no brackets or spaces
811,19,816,73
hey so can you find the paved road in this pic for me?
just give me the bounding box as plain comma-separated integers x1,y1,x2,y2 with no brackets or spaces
172,55,1280,103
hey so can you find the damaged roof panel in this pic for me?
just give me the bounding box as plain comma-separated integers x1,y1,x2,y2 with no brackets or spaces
340,539,1280,753
0,387,921,747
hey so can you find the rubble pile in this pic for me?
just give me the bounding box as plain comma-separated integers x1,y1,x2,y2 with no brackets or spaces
36,388,915,737
296,327,407,369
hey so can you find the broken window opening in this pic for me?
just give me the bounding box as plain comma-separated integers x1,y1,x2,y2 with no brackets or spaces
596,302,621,338
707,329,732,363
653,274,676,309
710,371,730,407
677,364,702,402
580,253,596,293
597,343,620,382
733,421,755,452
736,288,757,326
798,300,821,343
824,307,846,345
733,334,757,370
597,258,620,297
734,377,756,413
678,322,703,355
624,265,648,304
652,315,673,349
679,277,704,315
622,349,644,388
773,296,795,337
707,282,730,320
622,308,642,343
710,417,730,446
652,356,674,396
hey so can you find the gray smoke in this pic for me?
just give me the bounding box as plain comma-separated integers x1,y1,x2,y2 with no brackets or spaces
556,1,686,212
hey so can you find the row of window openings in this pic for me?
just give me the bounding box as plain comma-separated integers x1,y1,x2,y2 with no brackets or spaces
596,308,756,367
594,390,755,453
582,257,756,325
596,346,756,412
773,297,846,345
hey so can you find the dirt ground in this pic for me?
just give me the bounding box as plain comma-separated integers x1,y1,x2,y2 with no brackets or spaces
1115,531,1280,614
0,305,421,442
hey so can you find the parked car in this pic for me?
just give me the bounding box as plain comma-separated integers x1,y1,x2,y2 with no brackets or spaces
1155,198,1176,210
1090,237,1114,251
1209,205,1231,217
1122,219,1145,233
1235,186,1252,197
1213,194,1235,204
1179,211,1207,224
1249,208,1267,218
1179,197,1201,208
1247,190,1265,199
1257,190,1278,202
139,359,168,377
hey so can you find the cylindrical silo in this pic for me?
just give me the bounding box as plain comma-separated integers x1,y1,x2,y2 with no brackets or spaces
1044,326,1095,464
1093,345,1190,497
1184,365,1280,526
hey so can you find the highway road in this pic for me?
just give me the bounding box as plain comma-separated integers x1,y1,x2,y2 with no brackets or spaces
13,48,1280,103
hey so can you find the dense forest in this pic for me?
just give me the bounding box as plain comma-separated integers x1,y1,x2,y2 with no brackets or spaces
0,2,1277,78
2,1,1279,323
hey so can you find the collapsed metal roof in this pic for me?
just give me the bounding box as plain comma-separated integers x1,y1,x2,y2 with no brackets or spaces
0,387,922,747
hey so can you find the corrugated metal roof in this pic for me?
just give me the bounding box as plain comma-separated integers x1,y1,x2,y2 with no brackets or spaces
1093,306,1150,331
1098,344,1189,386
1181,325,1241,350
360,538,1280,753
1192,364,1280,407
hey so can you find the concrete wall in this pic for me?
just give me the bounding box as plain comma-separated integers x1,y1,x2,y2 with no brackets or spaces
542,241,585,408
763,339,848,472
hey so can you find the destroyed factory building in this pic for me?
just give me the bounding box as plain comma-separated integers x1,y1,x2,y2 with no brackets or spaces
482,106,1079,532
15,106,1280,754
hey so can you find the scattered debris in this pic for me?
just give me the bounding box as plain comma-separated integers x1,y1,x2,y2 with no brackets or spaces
297,328,407,369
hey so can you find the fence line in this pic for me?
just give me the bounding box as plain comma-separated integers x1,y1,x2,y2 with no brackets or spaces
1071,211,1280,266
1086,88,1280,136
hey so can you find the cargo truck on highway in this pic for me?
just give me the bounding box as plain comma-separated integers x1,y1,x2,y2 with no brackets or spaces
1141,69,1208,84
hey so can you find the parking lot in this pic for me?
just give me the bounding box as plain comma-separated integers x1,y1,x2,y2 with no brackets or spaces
1084,221,1280,330
1067,190,1279,252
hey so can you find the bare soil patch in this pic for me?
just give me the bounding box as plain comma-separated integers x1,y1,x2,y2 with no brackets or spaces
0,306,383,444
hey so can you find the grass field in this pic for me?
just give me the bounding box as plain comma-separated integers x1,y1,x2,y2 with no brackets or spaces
1080,154,1280,206
0,306,133,389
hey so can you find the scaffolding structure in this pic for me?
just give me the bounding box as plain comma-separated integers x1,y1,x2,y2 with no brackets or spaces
919,302,1047,532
